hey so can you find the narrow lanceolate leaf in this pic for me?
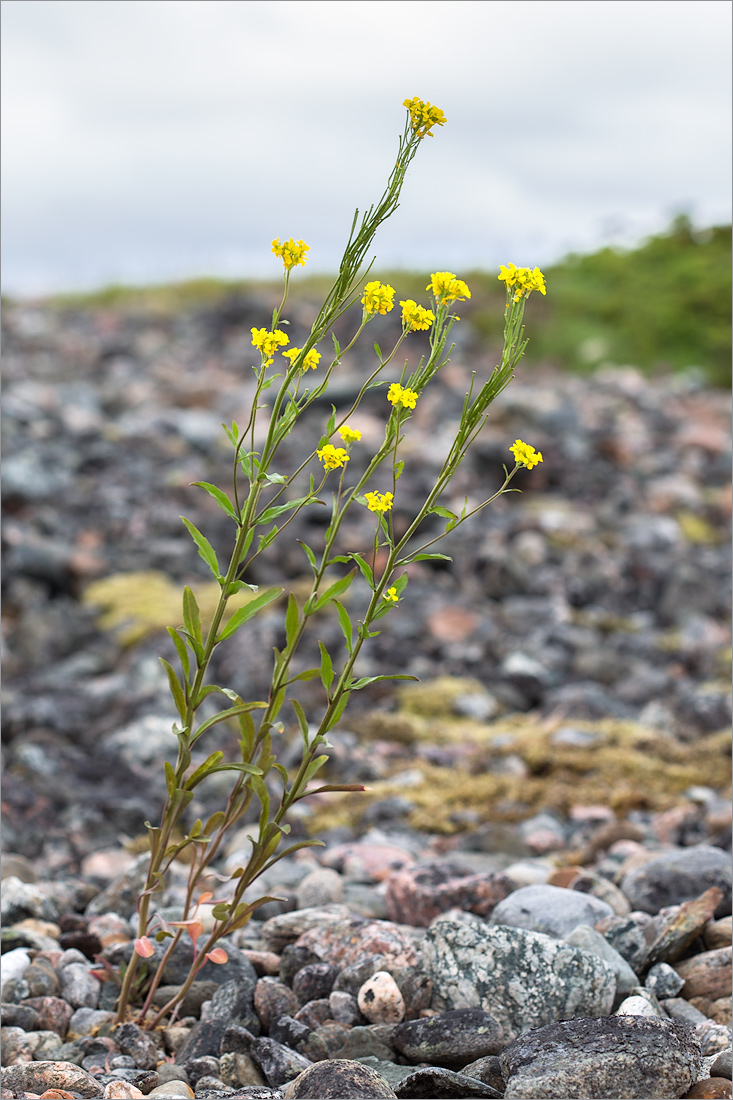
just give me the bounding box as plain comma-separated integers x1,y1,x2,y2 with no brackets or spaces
323,691,351,732
191,481,239,520
290,699,310,745
349,673,419,690
167,627,191,680
285,593,299,649
399,552,452,564
180,516,221,580
313,568,356,612
164,761,177,796
217,587,283,642
182,751,224,791
319,642,334,695
297,540,317,574
333,599,353,654
191,703,274,743
182,586,202,645
160,658,187,720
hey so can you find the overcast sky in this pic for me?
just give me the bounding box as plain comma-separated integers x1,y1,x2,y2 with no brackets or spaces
2,0,731,297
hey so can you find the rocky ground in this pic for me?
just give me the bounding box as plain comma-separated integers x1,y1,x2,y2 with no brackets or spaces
1,293,731,1098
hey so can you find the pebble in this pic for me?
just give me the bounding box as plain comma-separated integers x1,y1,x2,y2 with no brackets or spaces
357,972,405,1025
392,1008,503,1068
676,948,733,1000
282,1059,397,1098
1,1063,102,1098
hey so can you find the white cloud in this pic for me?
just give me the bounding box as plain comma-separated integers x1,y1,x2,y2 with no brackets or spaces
2,0,730,294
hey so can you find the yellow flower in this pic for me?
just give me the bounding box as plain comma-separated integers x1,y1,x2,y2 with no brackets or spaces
510,439,544,470
361,281,395,315
403,97,447,139
383,586,399,602
271,237,309,270
364,490,394,513
317,444,350,471
426,272,471,303
400,299,435,332
498,264,547,301
387,382,419,409
251,327,289,365
283,347,321,371
338,425,362,444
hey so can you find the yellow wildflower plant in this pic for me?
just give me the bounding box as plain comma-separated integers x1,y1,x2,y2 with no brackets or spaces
383,586,399,602
271,237,310,270
364,490,394,513
510,439,544,470
283,347,322,371
361,280,396,315
338,425,362,444
498,264,547,302
400,299,435,332
427,271,471,303
251,327,289,365
403,96,447,139
387,382,419,410
317,444,350,470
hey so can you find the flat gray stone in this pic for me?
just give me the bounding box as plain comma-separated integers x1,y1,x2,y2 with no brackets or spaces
282,1059,397,1098
500,1015,702,1098
620,846,731,916
564,924,639,995
422,918,616,1041
488,884,614,938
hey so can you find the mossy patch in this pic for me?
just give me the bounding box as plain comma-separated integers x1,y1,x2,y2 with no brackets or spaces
308,704,731,836
82,570,281,646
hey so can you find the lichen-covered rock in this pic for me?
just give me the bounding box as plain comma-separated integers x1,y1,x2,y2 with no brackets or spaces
393,1065,502,1098
500,1015,702,1099
422,918,615,1041
392,1007,503,1068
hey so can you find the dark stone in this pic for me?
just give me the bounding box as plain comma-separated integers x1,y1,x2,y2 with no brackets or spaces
175,1019,229,1063
268,1016,329,1063
278,945,323,987
0,1002,41,1029
621,847,731,917
394,1066,502,1098
500,1015,702,1099
392,1008,503,1068
182,1056,220,1084
207,978,260,1035
21,996,74,1037
58,930,104,960
282,1058,397,1098
291,963,340,1005
247,1036,312,1087
220,1025,256,1057
112,1022,161,1071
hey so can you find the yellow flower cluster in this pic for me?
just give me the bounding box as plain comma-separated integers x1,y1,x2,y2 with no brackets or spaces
317,444,350,470
251,327,289,365
400,299,435,332
361,281,395,315
283,347,321,371
364,490,394,513
387,382,419,410
403,97,447,139
498,265,547,302
383,586,399,603
271,237,310,270
427,272,471,303
338,425,362,444
510,439,544,470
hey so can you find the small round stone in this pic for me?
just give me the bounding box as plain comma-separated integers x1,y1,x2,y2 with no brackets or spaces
357,971,405,1025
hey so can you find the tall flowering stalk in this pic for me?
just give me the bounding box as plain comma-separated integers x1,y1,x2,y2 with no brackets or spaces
113,99,546,1028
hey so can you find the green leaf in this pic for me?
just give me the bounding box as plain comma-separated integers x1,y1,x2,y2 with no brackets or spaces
325,405,336,437
257,493,313,526
217,587,283,642
401,552,453,564
429,505,458,521
373,342,382,358
164,761,177,796
211,902,231,921
313,568,356,612
348,553,374,588
297,540,317,573
331,333,341,357
302,754,329,786
182,586,202,645
251,774,271,834
319,642,334,695
191,702,274,744
323,690,350,732
349,673,419,690
167,627,191,680
183,750,224,790
191,481,239,520
180,517,221,580
289,667,321,683
204,811,226,835
265,472,288,484
290,699,310,744
160,658,187,720
285,593,299,649
225,579,259,597
394,460,405,480
333,599,353,654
